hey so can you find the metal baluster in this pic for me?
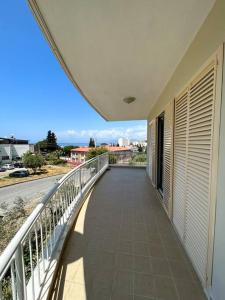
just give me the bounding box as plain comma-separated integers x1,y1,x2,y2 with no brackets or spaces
39,215,45,272
49,198,55,249
34,225,41,287
63,184,68,220
44,208,49,260
15,243,27,300
28,234,35,300
0,280,2,300
10,261,16,300
79,167,82,196
54,195,59,227
60,189,65,225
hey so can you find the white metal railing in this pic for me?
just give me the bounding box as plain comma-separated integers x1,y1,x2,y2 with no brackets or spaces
109,152,147,166
0,153,109,300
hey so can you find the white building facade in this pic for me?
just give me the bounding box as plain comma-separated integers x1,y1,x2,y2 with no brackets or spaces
0,138,34,164
118,137,130,147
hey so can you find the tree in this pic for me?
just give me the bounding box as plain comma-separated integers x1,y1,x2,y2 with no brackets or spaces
22,152,45,173
62,145,78,156
35,139,47,153
137,144,143,153
46,130,58,151
89,137,95,148
86,147,108,160
35,130,58,153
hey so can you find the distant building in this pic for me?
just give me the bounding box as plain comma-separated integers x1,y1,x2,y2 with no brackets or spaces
118,137,130,147
71,146,131,164
0,137,34,164
131,140,147,147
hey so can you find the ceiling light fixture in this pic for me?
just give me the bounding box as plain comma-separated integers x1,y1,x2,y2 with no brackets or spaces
123,96,136,104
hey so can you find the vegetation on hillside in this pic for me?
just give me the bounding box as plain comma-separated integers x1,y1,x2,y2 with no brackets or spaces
86,147,108,159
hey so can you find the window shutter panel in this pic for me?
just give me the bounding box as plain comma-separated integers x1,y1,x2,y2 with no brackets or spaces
185,65,216,283
173,90,188,240
172,48,223,287
149,119,156,186
163,101,174,216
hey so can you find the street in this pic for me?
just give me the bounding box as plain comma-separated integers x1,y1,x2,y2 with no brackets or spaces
0,175,62,211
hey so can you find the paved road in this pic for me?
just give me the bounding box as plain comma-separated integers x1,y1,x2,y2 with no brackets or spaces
0,175,63,211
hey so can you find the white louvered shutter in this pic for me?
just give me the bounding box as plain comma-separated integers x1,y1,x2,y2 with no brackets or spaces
163,101,174,216
172,54,221,286
173,90,188,240
185,65,216,283
149,119,156,186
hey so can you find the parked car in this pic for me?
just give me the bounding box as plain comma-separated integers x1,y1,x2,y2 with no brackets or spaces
13,162,24,168
2,164,14,170
9,169,29,178
0,167,6,172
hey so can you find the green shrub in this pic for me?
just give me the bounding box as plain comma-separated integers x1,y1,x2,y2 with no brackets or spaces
109,154,117,164
131,154,147,163
22,152,45,173
86,147,108,160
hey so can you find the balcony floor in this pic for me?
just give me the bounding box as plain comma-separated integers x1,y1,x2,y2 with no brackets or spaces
51,167,206,300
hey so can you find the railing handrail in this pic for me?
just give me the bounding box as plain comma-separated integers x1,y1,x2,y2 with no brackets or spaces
0,152,108,277
58,152,107,184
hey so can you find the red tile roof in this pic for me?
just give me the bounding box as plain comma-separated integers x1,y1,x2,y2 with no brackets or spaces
71,146,131,153
107,146,131,152
71,147,90,153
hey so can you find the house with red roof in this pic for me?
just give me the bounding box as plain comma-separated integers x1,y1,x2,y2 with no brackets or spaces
70,146,131,164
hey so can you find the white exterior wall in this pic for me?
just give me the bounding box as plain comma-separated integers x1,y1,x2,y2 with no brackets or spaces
71,152,87,162
11,145,30,158
211,47,225,300
0,144,33,163
0,145,12,162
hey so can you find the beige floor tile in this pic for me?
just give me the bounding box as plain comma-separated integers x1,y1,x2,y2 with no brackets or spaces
112,270,133,295
134,241,149,256
134,273,155,297
56,258,81,283
151,257,171,277
154,276,178,300
148,244,165,258
175,279,207,300
63,282,88,300
117,240,133,254
169,260,193,281
133,255,152,274
116,253,133,271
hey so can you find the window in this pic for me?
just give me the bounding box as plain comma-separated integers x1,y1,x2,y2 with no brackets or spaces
2,156,10,160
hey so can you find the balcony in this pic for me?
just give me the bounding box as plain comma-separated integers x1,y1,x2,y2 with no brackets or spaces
51,168,206,300
0,155,206,300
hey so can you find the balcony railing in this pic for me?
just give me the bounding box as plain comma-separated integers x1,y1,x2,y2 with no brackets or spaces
0,153,109,300
109,152,147,166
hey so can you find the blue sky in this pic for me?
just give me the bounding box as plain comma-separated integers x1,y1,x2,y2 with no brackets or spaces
0,1,146,144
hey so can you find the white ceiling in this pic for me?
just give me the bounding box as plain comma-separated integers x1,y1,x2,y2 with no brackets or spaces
29,0,215,120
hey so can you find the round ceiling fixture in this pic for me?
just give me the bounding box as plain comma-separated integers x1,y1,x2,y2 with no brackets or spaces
123,96,136,104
